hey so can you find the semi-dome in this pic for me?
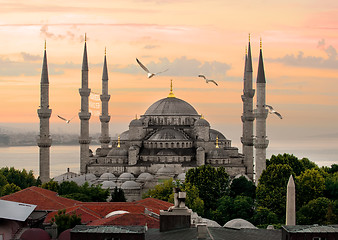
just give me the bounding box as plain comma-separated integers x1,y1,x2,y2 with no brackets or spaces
121,180,140,190
144,97,199,116
101,180,117,189
194,118,210,127
118,172,135,181
156,165,175,176
99,172,116,181
149,128,188,140
223,218,257,229
129,118,143,127
107,147,128,157
209,129,227,140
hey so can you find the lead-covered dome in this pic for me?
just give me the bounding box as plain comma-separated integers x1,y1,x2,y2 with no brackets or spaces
144,97,199,116
149,128,188,140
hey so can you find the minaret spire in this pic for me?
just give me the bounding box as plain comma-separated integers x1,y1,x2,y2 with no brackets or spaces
79,34,91,174
168,79,175,98
254,38,269,184
99,48,111,149
241,35,255,181
37,41,52,183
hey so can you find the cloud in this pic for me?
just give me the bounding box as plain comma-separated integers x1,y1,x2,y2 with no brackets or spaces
112,56,231,78
21,52,41,62
144,45,159,49
40,25,84,42
266,40,338,69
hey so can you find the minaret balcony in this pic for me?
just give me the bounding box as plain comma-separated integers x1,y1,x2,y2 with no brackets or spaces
241,113,255,122
244,89,255,98
99,115,111,122
78,112,91,120
241,137,254,146
37,109,52,119
37,137,52,147
99,136,111,144
254,139,269,149
79,137,91,144
79,88,91,97
100,95,111,101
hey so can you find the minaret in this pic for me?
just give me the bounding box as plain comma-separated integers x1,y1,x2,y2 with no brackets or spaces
286,175,296,225
241,35,255,181
37,41,52,183
254,38,269,184
79,34,91,174
99,48,111,149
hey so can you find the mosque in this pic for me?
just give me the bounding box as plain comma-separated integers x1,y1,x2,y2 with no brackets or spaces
37,36,269,200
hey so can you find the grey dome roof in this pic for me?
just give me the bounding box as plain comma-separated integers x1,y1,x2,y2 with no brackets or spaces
119,130,129,140
118,172,135,181
101,180,117,189
121,180,140,190
194,118,210,127
107,147,128,157
129,118,143,127
209,129,227,140
137,172,154,182
144,97,199,116
149,128,188,141
223,218,257,229
99,172,116,181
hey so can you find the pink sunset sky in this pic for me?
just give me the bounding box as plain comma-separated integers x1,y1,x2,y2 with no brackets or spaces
0,0,337,166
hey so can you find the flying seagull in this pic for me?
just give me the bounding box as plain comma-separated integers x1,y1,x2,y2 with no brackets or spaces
57,115,76,124
265,105,283,119
136,58,168,78
198,75,218,86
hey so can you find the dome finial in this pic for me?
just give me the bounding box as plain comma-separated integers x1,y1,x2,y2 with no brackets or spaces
216,135,219,148
117,135,121,148
201,114,204,119
168,79,175,98
135,114,138,120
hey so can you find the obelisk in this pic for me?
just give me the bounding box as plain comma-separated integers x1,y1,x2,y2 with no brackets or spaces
286,175,296,225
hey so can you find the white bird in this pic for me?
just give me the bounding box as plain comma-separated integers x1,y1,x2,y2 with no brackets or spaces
265,105,283,119
136,58,168,78
57,115,76,124
198,75,218,86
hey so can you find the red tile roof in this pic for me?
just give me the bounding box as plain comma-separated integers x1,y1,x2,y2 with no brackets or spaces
134,198,173,214
0,186,80,211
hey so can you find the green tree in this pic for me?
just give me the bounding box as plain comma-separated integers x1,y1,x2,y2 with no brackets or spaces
111,187,127,202
230,176,256,198
58,181,80,196
61,193,91,202
2,183,21,196
324,172,338,200
296,169,325,206
185,165,230,213
51,209,82,235
267,154,305,176
212,195,254,226
41,180,59,192
181,182,204,216
143,178,175,202
297,197,331,225
252,206,279,227
84,183,109,202
300,158,318,171
256,164,293,218
0,167,37,189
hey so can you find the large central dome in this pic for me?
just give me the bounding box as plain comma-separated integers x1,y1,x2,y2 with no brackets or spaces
143,97,199,116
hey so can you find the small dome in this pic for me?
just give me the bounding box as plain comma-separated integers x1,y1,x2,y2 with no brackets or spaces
119,130,129,140
99,172,116,181
176,173,186,182
121,180,140,190
144,97,199,116
105,210,129,218
223,218,257,229
129,118,143,127
149,128,188,140
137,172,154,183
58,229,71,240
107,147,128,157
156,165,175,176
21,228,51,240
209,129,227,140
194,118,210,127
95,147,110,157
118,172,135,181
101,181,117,189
